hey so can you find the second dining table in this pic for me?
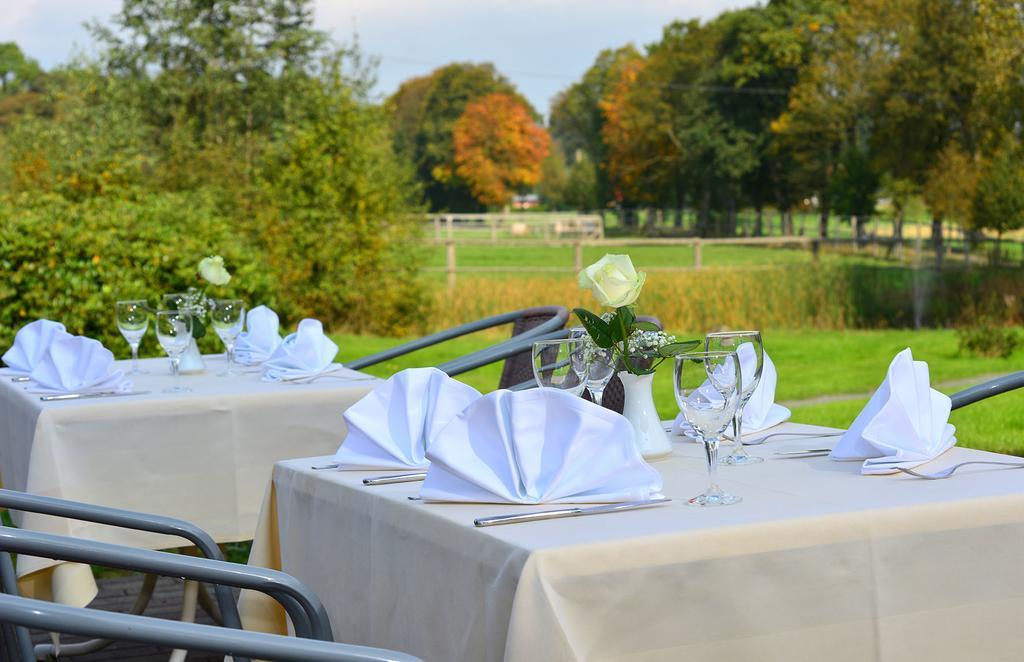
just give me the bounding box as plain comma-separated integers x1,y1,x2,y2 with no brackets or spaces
0,355,379,607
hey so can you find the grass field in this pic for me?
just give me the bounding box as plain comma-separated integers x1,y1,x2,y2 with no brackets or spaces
335,328,1024,456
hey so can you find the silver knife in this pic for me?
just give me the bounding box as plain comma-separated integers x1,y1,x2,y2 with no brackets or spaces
474,497,671,527
40,390,151,402
363,471,428,486
774,448,832,457
11,376,30,383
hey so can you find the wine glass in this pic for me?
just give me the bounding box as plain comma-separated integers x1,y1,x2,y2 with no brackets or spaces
156,310,192,393
584,346,616,407
705,331,764,465
115,300,149,374
162,292,188,310
532,339,586,396
673,351,742,506
210,299,245,376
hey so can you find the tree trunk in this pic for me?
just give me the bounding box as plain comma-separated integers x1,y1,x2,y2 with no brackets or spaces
893,212,903,259
753,207,763,237
673,206,682,228
818,205,829,239
698,188,711,237
931,214,943,269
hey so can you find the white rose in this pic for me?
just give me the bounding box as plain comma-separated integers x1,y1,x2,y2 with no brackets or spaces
578,254,646,308
198,255,231,286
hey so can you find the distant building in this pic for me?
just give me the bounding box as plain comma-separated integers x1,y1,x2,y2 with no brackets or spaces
512,194,540,210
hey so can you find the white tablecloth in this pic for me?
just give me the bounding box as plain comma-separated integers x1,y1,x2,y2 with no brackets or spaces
240,422,1024,662
0,356,378,606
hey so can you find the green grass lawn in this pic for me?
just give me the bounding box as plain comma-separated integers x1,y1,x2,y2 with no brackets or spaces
335,328,1024,455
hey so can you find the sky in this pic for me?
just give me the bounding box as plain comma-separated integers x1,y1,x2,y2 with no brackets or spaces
0,0,756,116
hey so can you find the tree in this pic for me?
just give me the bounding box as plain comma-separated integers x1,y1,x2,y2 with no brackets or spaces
922,143,980,264
564,153,599,211
829,146,880,239
388,62,532,211
973,138,1024,264
452,92,550,208
538,147,568,209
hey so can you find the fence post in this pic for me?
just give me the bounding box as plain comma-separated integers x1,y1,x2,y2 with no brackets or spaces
574,241,583,272
446,240,456,291
446,215,454,240
693,239,703,269
810,238,820,261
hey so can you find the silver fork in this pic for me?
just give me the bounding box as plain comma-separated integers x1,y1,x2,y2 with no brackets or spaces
896,461,1024,480
736,431,844,446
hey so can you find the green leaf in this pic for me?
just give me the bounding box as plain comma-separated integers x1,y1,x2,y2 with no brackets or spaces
573,308,614,348
617,305,636,329
631,321,660,332
657,339,701,358
192,317,207,340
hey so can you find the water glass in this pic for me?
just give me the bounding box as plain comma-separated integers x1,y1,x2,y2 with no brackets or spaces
116,300,149,374
156,310,192,393
210,299,245,376
705,330,764,465
162,292,189,310
532,339,586,396
585,346,616,407
674,351,741,506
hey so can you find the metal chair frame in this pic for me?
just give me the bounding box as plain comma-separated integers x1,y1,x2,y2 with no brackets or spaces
950,371,1024,410
345,307,569,377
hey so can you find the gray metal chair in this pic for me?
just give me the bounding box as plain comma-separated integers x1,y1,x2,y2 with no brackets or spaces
0,489,417,661
346,307,569,384
0,593,417,662
950,371,1024,410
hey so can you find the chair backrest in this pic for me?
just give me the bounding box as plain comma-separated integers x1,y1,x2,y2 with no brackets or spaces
497,306,572,389
950,371,1024,410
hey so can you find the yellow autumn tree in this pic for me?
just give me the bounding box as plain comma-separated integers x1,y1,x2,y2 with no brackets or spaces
452,92,550,207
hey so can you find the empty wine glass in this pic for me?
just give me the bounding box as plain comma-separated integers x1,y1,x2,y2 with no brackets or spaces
210,299,245,376
674,351,742,506
162,292,188,310
706,330,764,465
532,338,586,396
584,346,616,407
156,310,192,393
116,300,149,374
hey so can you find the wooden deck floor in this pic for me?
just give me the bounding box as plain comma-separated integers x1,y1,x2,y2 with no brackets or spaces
27,574,236,661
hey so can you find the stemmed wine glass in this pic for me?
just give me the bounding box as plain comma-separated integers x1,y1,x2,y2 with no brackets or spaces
156,310,192,393
532,338,586,396
210,299,245,376
584,346,616,407
116,300,149,374
674,351,742,506
705,330,764,465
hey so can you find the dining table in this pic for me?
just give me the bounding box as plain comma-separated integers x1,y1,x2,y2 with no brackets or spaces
0,355,379,607
239,421,1024,662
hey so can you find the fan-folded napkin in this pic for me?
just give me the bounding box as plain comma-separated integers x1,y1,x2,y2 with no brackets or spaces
234,305,282,365
830,348,956,474
421,388,663,504
333,367,481,470
262,319,340,382
672,344,789,436
2,319,69,375
29,334,131,395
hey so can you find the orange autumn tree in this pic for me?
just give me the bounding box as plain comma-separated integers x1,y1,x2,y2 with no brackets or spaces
453,92,551,207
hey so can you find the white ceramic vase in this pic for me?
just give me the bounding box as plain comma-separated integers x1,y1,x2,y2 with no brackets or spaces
178,337,207,374
617,370,672,460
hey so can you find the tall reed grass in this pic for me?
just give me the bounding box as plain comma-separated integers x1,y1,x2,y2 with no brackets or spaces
430,264,1024,334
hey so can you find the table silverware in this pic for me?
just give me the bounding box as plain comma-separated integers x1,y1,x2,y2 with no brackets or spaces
10,376,30,383
774,448,832,457
738,431,843,446
474,497,671,527
312,463,340,470
895,461,1024,480
40,390,151,402
363,472,428,486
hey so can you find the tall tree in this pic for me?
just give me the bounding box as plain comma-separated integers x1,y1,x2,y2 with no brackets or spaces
388,62,531,211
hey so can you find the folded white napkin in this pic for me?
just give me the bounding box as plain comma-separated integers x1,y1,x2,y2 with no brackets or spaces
421,388,663,504
29,334,131,395
234,305,283,365
333,368,482,470
262,319,341,382
830,348,957,474
672,344,790,437
2,319,69,375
